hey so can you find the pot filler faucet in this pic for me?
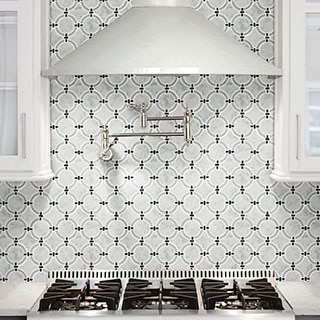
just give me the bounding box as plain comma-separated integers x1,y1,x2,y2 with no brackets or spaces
99,103,192,162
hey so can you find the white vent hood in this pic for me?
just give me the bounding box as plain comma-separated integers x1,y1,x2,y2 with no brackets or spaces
42,0,282,78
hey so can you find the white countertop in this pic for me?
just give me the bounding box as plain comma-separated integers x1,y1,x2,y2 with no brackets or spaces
0,283,47,316
277,282,320,316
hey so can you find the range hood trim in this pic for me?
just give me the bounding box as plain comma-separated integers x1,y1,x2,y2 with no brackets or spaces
132,0,192,7
43,1,282,78
42,66,282,79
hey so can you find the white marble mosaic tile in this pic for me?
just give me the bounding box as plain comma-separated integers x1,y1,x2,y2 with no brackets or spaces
0,0,319,282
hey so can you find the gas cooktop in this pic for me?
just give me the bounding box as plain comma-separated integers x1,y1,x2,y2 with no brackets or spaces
28,269,295,320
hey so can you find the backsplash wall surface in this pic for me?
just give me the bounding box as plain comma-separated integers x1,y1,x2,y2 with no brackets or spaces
0,0,320,282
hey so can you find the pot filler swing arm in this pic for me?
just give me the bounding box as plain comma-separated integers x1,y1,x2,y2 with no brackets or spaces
99,103,192,161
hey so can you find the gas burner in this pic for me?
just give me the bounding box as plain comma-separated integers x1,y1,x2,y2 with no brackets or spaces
131,300,148,309
201,278,284,310
62,301,96,311
122,278,199,310
176,299,191,309
38,278,122,311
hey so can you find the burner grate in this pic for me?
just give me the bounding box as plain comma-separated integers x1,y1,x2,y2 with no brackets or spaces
201,278,284,311
122,278,199,311
38,278,122,311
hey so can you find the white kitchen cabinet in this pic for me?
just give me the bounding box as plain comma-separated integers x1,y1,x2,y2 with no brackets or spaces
272,0,320,181
0,0,53,181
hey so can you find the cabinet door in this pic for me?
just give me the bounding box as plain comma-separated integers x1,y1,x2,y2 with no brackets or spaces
0,0,53,181
272,0,320,181
305,13,320,157
290,0,320,172
0,0,33,171
0,9,18,157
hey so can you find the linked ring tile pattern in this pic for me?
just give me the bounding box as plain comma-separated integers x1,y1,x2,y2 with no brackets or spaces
0,0,320,282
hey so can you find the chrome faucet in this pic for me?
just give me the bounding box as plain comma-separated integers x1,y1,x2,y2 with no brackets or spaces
99,103,192,162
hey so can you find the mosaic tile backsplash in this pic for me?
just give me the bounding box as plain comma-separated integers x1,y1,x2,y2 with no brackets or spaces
0,0,320,282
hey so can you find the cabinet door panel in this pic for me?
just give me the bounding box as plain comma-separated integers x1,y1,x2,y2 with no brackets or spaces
0,11,17,156
306,13,320,157
272,0,320,181
0,0,52,180
289,0,320,173
0,12,17,82
0,89,17,155
0,4,31,170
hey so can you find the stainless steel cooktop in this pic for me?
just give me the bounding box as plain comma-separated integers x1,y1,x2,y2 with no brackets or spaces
27,269,295,320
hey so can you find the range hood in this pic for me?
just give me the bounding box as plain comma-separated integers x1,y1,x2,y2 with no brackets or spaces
42,0,282,78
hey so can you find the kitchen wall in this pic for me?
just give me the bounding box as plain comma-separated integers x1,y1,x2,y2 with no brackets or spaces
0,0,319,282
